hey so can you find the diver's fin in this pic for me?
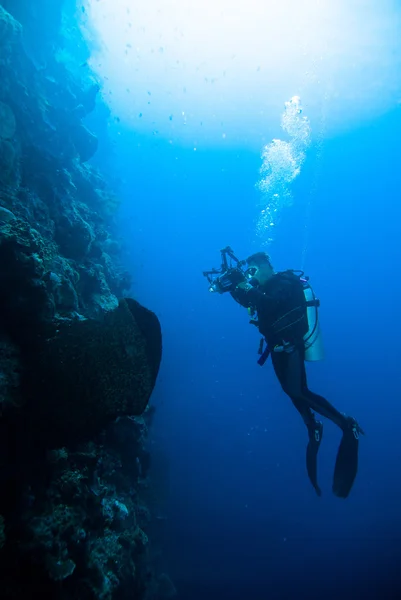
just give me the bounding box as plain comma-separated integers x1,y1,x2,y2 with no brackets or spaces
332,428,359,499
306,421,323,497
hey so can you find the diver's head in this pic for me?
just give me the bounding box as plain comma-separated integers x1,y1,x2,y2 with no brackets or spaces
245,252,274,285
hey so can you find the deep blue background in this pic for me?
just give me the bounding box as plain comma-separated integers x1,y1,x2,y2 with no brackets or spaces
93,105,401,598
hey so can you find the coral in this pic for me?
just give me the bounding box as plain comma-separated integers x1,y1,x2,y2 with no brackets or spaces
73,162,121,216
24,502,85,584
0,206,15,223
54,276,80,312
29,503,83,549
54,204,95,259
102,498,129,523
0,220,56,343
45,556,76,581
101,251,132,298
43,257,82,317
12,411,162,597
47,447,69,464
77,259,122,317
87,529,133,599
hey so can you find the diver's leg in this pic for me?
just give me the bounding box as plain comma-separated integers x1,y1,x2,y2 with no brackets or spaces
271,350,314,423
298,360,349,429
298,351,363,498
271,350,323,496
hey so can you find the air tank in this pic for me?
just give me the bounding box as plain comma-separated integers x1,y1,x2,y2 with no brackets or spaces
303,285,324,361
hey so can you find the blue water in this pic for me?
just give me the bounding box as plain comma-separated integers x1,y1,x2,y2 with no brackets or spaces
86,49,401,600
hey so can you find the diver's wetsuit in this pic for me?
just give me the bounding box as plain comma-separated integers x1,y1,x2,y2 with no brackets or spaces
271,346,346,429
231,271,360,497
231,270,346,429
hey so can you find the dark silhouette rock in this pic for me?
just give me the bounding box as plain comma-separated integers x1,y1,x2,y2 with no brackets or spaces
23,299,162,445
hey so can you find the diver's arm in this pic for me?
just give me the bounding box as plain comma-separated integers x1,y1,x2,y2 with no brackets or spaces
230,282,267,310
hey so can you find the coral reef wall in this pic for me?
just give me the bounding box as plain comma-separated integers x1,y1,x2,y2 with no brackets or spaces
0,2,172,598
0,1,127,322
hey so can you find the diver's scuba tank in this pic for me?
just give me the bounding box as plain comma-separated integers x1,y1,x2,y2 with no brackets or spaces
303,282,324,361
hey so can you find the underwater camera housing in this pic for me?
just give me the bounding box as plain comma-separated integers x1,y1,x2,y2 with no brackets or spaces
202,246,247,293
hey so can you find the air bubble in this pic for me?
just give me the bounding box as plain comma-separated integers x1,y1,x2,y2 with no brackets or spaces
255,97,311,245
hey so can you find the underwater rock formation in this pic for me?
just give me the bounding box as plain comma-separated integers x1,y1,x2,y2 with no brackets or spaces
0,2,170,598
0,3,127,318
24,298,162,444
0,411,173,599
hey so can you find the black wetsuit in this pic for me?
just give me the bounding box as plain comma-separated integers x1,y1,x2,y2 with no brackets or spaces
231,271,360,497
231,271,346,427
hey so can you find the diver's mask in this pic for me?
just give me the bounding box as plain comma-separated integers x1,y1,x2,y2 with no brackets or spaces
245,266,260,287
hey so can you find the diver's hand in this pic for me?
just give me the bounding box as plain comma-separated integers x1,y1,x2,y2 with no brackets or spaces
236,281,249,290
222,269,247,292
228,268,246,287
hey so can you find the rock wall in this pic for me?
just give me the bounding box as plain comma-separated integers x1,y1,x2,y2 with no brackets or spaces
0,3,127,321
0,3,171,598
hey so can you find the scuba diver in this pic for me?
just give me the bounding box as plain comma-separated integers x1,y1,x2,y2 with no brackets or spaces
203,247,364,498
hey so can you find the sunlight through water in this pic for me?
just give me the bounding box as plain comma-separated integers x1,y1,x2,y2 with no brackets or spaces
82,0,401,150
81,0,401,245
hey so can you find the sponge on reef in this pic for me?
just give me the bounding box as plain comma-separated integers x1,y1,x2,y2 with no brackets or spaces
23,298,162,444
